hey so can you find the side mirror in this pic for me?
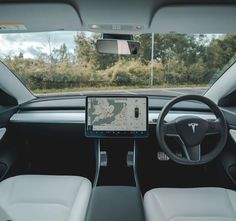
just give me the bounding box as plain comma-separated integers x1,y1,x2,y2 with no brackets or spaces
96,39,140,55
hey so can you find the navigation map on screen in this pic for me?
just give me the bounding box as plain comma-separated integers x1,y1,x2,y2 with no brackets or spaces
86,96,148,137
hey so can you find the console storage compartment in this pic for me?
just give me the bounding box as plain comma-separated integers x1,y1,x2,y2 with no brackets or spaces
86,186,145,221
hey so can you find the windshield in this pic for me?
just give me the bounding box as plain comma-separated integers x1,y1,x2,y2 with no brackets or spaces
0,31,235,97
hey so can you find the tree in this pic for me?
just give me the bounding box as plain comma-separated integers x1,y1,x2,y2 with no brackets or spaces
135,34,152,64
201,34,236,81
74,32,94,65
18,52,24,59
52,43,69,63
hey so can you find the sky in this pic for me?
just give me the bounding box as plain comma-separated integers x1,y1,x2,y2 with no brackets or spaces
0,31,78,59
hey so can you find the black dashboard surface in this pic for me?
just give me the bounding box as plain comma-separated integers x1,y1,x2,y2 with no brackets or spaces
20,96,210,112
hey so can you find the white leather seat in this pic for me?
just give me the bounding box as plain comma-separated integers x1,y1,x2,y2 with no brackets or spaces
144,187,236,221
0,175,92,221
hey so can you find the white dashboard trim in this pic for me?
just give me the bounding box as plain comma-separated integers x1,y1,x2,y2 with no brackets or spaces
0,128,7,141
230,129,236,143
10,111,216,124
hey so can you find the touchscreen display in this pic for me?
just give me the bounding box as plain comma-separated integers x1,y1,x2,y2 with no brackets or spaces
85,96,148,137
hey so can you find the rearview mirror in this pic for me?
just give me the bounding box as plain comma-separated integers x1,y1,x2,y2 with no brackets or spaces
96,39,140,55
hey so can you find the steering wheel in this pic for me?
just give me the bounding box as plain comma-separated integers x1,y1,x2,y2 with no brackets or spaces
156,95,228,165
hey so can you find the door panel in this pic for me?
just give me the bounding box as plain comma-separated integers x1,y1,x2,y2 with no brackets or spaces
217,108,236,188
0,106,18,180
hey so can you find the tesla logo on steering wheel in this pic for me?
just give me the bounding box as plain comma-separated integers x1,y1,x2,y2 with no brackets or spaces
188,123,199,133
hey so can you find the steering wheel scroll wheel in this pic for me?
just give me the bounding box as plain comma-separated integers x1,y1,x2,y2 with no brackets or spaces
156,95,228,165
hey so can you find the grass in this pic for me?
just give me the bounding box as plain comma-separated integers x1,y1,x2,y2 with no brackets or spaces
33,84,208,94
33,85,144,94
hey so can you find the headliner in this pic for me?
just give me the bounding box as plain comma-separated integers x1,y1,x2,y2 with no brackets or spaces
0,0,235,34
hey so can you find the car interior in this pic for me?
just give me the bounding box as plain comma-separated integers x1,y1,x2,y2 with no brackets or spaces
0,0,236,221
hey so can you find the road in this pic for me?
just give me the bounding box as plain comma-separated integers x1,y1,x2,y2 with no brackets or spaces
38,87,207,97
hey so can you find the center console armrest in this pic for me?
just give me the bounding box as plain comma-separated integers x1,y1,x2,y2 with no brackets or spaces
86,186,146,221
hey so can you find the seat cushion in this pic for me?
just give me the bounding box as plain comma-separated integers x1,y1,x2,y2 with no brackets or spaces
144,187,236,221
0,175,92,221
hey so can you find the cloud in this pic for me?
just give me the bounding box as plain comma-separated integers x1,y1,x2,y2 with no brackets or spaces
0,31,78,59
27,46,43,57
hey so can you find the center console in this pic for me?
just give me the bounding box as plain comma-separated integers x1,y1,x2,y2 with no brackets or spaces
85,96,148,221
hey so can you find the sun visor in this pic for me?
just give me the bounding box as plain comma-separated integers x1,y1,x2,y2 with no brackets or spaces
0,3,81,33
150,5,236,34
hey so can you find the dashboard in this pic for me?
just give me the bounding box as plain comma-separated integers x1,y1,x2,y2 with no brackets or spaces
4,95,236,190
10,97,216,127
